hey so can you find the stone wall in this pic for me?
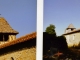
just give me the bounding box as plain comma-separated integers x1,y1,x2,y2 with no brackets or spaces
64,32,80,47
9,35,16,41
0,35,16,45
0,47,36,60
0,38,36,60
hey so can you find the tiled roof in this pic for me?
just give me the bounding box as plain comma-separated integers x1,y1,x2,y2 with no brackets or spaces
0,17,18,34
67,24,75,29
63,29,80,35
0,32,36,49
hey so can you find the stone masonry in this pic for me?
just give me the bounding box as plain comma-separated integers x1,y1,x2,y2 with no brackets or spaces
0,47,36,60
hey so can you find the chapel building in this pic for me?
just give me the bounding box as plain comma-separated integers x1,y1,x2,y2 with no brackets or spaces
0,17,36,60
63,24,80,47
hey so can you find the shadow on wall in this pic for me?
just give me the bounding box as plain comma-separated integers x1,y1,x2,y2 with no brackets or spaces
71,42,80,49
0,38,36,56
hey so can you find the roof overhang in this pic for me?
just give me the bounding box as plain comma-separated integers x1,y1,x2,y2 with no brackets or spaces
62,29,80,35
0,32,36,49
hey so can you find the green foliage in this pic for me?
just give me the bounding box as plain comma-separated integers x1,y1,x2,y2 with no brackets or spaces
45,24,56,35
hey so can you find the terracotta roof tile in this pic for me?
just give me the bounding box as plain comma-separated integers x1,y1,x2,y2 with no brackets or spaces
0,32,36,49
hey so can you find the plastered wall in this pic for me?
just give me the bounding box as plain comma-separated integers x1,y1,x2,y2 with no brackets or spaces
65,32,80,47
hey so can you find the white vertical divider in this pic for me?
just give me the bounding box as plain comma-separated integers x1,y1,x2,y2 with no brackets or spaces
36,0,44,60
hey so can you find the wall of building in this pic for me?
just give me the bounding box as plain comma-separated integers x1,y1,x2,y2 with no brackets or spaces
0,47,36,60
64,32,80,47
0,38,36,60
9,35,16,41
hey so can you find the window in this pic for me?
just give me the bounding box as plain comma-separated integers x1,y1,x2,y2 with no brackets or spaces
4,35,9,41
71,29,73,31
0,34,3,41
0,34,9,41
73,35,75,40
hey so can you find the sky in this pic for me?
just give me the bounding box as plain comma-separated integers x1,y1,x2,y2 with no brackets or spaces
0,0,36,38
43,0,80,36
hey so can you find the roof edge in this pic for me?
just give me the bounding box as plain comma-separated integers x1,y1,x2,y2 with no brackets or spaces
63,29,80,35
0,32,36,49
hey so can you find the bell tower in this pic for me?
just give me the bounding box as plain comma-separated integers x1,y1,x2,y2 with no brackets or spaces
0,17,19,44
65,24,76,33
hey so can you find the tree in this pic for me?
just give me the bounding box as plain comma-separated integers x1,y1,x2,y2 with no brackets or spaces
57,36,68,51
45,24,56,35
43,24,57,58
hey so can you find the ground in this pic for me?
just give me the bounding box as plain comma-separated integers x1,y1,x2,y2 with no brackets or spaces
43,48,80,60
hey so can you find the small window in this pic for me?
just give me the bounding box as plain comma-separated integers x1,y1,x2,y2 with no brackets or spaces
71,29,73,31
0,34,9,41
73,35,75,40
4,35,9,41
0,34,3,41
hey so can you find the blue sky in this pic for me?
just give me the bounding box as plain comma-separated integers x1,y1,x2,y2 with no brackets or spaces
44,0,80,36
0,0,36,38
